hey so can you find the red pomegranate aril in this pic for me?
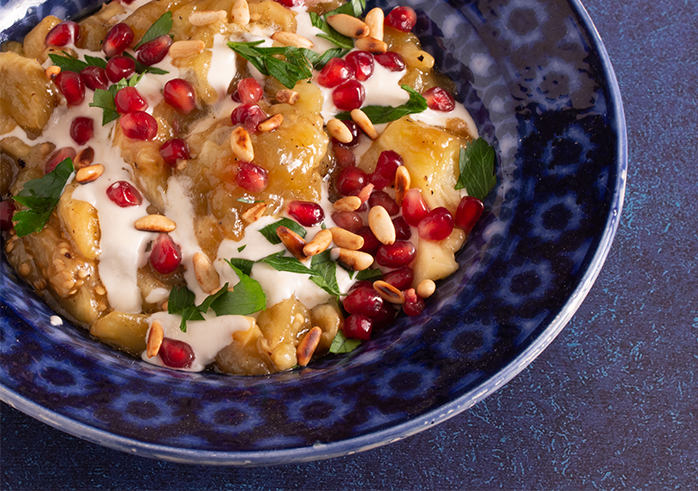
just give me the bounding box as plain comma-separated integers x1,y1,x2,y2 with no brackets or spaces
383,266,414,291
120,111,158,140
392,216,412,240
273,0,302,7
106,181,143,207
333,145,356,167
401,188,430,226
163,78,197,114
317,58,355,88
230,103,267,133
70,117,94,145
403,288,425,316
418,207,454,241
349,280,374,293
376,150,403,178
332,79,365,111
237,78,263,104
374,52,406,72
331,211,363,233
150,234,181,274
385,6,417,32
106,55,135,83
158,337,195,369
159,138,190,166
343,287,383,316
115,87,148,114
80,66,109,91
372,303,397,329
332,120,361,148
287,201,324,226
423,86,456,112
455,196,484,233
376,240,416,268
368,190,399,216
54,71,85,106
335,166,367,196
103,23,134,57
235,161,269,193
136,35,172,66
342,314,373,340
345,50,374,82
0,200,16,231
44,21,79,47
357,226,380,254
368,171,391,190
45,147,77,174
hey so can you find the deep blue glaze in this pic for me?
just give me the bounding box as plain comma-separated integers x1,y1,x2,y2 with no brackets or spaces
0,0,625,465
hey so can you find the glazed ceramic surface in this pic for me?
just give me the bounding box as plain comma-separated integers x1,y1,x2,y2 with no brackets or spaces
0,0,626,465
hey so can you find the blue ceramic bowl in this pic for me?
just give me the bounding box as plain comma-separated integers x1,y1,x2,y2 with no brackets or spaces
0,0,626,465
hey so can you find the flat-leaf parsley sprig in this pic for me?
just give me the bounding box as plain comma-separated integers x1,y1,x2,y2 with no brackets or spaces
455,137,497,200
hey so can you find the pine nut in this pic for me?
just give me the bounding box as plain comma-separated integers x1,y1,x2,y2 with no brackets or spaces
336,248,373,271
241,202,267,223
333,196,362,212
303,229,333,257
19,262,30,276
417,279,436,298
169,40,205,58
350,108,378,140
296,326,322,367
189,10,227,26
74,146,94,170
395,166,410,205
326,118,353,143
329,227,364,250
134,214,176,232
326,14,370,38
230,126,254,162
277,226,308,261
271,31,314,49
276,89,300,105
146,320,164,358
368,205,396,245
257,113,284,133
364,8,384,41
357,183,374,203
354,36,387,54
76,163,104,184
231,0,250,26
373,280,405,304
193,252,221,294
45,65,61,80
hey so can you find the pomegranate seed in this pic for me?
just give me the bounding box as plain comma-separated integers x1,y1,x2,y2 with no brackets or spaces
44,21,79,47
237,78,263,104
230,103,267,133
159,138,190,167
163,78,197,114
150,234,181,274
332,80,365,111
331,211,363,233
333,145,356,167
136,34,172,66
368,190,399,216
45,147,76,174
374,150,402,181
317,58,355,88
0,200,16,230
273,0,302,6
342,314,373,340
287,201,324,226
401,188,430,226
349,280,374,292
343,287,383,316
106,55,135,83
403,288,425,316
158,338,195,368
375,240,416,268
235,161,268,193
332,120,361,148
372,303,397,329
418,207,454,241
54,71,85,106
383,266,414,291
374,52,406,72
335,166,367,196
69,117,94,145
392,216,412,240
103,23,134,57
345,51,374,82
120,111,158,141
356,226,380,254
231,90,241,103
106,181,143,207
80,66,108,91
385,6,417,32
423,86,456,112
455,196,484,233
115,87,148,114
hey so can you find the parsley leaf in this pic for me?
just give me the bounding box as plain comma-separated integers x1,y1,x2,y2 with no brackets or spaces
304,47,350,70
325,0,366,17
225,257,255,277
228,41,316,89
258,218,307,244
455,138,497,200
134,11,173,49
309,250,341,297
329,330,361,354
237,245,247,253
167,286,205,332
123,52,169,75
13,158,74,237
337,85,427,124
90,74,143,125
260,252,314,275
355,268,382,281
210,264,266,316
49,52,107,72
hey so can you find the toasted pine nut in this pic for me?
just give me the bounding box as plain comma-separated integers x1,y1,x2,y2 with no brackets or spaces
18,262,31,276
336,248,373,271
277,226,308,261
168,40,206,58
357,183,374,203
296,326,322,366
189,10,227,26
395,166,411,205
276,89,300,105
271,31,314,49
329,227,364,250
230,126,254,162
350,108,378,140
354,36,387,54
231,0,250,26
146,320,164,358
241,202,267,223
326,118,353,143
134,214,176,233
257,113,283,133
333,196,362,212
364,8,384,41
373,280,405,304
74,146,95,170
417,279,436,299
176,159,188,170
327,14,370,38
303,229,333,257
76,164,104,184
193,252,221,294
368,205,396,245
45,65,61,80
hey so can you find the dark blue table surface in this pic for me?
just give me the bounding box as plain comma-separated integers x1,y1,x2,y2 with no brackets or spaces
2,0,694,488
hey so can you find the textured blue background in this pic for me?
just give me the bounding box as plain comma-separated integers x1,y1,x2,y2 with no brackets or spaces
1,0,689,488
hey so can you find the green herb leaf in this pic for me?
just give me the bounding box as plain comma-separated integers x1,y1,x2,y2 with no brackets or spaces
167,286,205,332
304,46,350,69
260,253,314,275
329,330,362,354
237,197,265,204
227,41,314,89
49,52,107,72
13,158,74,237
123,52,169,75
237,245,247,253
89,74,142,125
197,283,229,313
325,0,366,17
258,218,307,244
355,268,382,281
225,257,255,277
211,264,266,316
84,55,107,69
309,250,341,297
309,12,354,49
134,11,173,49
455,137,497,200
337,85,427,124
